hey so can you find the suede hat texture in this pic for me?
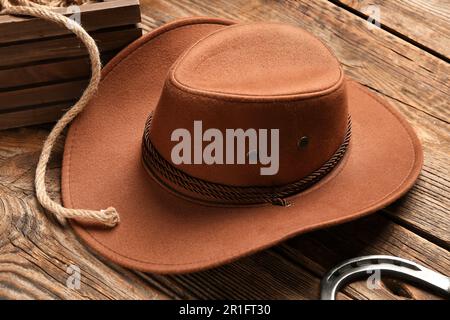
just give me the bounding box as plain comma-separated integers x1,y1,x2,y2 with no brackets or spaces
61,17,423,273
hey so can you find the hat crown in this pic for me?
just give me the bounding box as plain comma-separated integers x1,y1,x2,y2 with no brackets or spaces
146,23,349,192
174,23,342,97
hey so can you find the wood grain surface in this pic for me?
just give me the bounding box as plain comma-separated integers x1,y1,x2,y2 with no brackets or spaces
0,101,73,130
332,0,450,59
0,52,117,90
0,0,448,300
0,0,141,44
0,27,142,68
0,80,87,111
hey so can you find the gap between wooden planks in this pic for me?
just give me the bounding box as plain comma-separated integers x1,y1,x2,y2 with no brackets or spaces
330,0,450,61
0,101,73,130
0,0,448,299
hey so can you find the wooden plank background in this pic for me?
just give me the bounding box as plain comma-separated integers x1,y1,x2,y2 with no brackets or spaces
0,0,141,43
331,0,450,60
0,0,142,129
0,52,117,90
0,0,448,299
0,27,142,68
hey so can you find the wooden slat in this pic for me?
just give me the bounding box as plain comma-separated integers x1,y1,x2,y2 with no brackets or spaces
0,0,141,44
331,0,450,59
0,27,142,68
0,52,117,90
0,59,89,90
0,101,72,130
0,80,87,111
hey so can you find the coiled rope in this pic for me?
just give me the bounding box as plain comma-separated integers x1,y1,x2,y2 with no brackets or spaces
0,0,120,226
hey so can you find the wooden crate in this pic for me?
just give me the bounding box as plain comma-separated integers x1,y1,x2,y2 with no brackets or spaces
0,0,142,130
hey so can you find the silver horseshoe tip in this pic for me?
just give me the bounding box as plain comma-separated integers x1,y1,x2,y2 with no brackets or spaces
320,255,450,300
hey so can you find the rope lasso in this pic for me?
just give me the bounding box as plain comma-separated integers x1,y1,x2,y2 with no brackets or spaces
0,0,119,226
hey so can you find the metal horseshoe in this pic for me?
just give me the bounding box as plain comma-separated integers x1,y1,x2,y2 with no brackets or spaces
320,255,450,300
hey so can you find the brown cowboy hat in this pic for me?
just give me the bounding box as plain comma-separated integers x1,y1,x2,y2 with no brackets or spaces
61,17,423,273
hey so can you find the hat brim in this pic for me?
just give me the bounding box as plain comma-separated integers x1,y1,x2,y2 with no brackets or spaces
61,17,423,273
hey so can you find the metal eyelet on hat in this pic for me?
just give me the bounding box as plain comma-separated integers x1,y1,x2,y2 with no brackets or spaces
298,136,309,149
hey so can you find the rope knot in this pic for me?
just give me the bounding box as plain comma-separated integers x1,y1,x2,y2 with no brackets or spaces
271,198,291,207
100,207,120,227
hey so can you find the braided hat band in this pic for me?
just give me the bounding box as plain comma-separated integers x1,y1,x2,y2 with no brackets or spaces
142,114,352,206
